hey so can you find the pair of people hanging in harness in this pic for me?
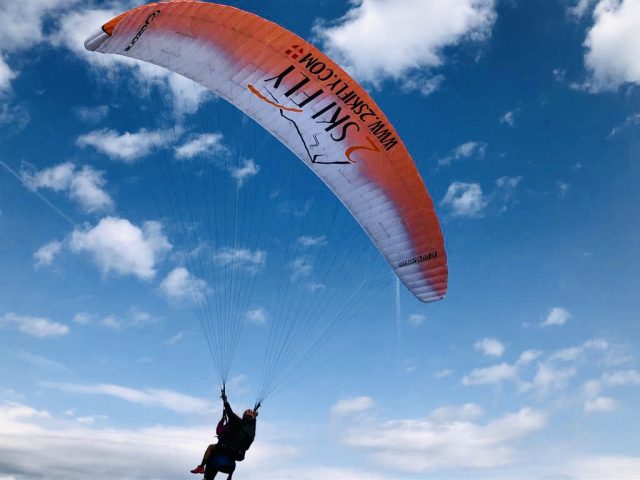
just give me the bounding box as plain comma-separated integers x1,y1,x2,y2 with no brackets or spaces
191,386,259,478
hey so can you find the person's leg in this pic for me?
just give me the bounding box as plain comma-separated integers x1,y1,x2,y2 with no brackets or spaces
204,469,217,480
191,444,218,474
201,444,218,466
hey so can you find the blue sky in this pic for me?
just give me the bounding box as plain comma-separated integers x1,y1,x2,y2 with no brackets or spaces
1,0,640,479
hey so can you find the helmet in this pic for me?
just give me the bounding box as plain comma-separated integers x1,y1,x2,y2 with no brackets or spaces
243,409,258,419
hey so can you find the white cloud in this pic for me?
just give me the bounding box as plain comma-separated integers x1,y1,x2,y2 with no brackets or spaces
72,312,93,325
331,396,375,417
500,109,518,127
400,74,445,96
585,338,609,350
494,176,522,212
290,256,314,281
70,217,171,280
70,166,115,212
557,180,570,197
174,133,227,160
0,400,314,480
160,267,207,304
307,282,326,292
441,182,488,217
231,159,260,187
128,308,156,327
0,55,17,93
474,337,505,357
551,346,582,361
98,315,121,330
434,369,453,378
495,176,521,189
34,240,63,268
22,162,74,191
164,332,185,346
340,405,546,472
438,141,487,166
581,369,640,412
71,309,156,331
0,0,78,51
517,350,543,365
77,128,171,164
18,352,69,372
75,415,107,426
584,396,617,412
315,0,496,86
608,112,640,138
0,102,29,130
520,364,576,396
553,67,567,82
73,105,109,124
429,403,483,422
462,362,517,385
298,235,328,247
583,0,640,91
43,383,212,415
603,369,640,386
566,455,640,480
0,313,69,338
246,308,268,326
408,313,426,326
550,337,609,361
542,307,571,327
215,247,266,275
21,162,114,213
570,0,597,18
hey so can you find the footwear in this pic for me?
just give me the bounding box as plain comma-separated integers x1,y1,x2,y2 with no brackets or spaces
190,466,205,474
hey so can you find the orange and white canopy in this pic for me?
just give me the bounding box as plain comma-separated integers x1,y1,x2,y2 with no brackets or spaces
85,0,448,302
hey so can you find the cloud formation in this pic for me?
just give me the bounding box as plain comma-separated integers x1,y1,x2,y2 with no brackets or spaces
315,0,496,88
500,109,518,127
408,313,427,326
18,351,70,372
70,217,171,280
73,105,109,124
339,403,546,472
441,182,488,217
34,240,63,268
0,313,69,338
290,256,314,281
43,383,211,414
174,133,227,160
0,55,17,93
583,0,640,91
160,267,208,304
215,247,266,275
438,141,487,166
475,337,505,357
542,307,571,327
70,308,157,331
246,308,268,326
21,162,114,213
231,159,260,187
0,400,344,480
77,128,171,163
298,235,328,247
331,396,375,417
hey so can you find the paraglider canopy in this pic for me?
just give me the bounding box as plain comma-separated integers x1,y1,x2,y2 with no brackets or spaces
84,0,448,303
